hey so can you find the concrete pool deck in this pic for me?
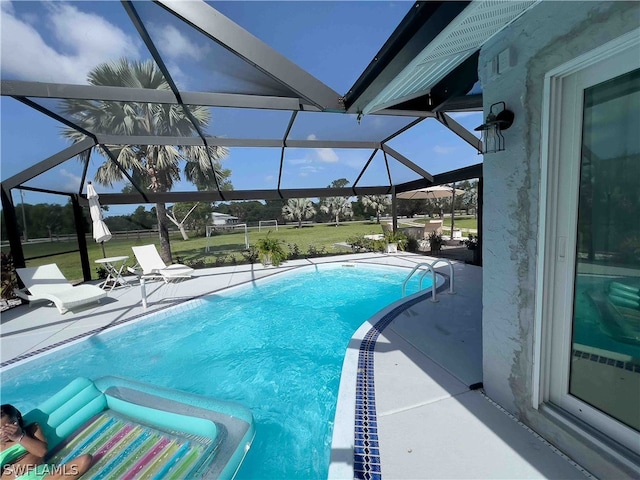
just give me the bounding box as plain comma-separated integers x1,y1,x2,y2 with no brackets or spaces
1,253,590,478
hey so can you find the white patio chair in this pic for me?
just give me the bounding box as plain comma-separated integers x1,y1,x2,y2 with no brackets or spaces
131,245,194,283
14,264,107,314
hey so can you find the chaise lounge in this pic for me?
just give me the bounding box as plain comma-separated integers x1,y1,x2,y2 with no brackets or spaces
14,264,107,314
131,244,194,283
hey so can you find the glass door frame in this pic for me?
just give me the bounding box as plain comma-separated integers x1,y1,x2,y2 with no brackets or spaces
534,29,640,455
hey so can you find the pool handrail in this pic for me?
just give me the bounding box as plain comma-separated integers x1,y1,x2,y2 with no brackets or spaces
402,263,437,302
421,259,455,296
402,259,455,301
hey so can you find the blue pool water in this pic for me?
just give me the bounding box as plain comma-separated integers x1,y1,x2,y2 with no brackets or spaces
574,276,640,358
0,263,431,479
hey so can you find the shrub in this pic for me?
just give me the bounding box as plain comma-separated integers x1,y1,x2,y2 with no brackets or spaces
287,242,301,259
187,259,206,269
241,246,259,264
306,245,326,257
346,235,371,252
385,231,408,251
1,252,17,300
215,254,229,267
347,235,389,253
464,234,478,250
406,236,420,253
428,231,444,252
96,266,108,279
373,239,387,252
256,233,287,266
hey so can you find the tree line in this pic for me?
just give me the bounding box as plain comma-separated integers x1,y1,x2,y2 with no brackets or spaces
2,58,477,250
7,58,479,264
1,178,478,243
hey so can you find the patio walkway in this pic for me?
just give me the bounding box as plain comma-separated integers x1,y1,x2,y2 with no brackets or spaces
1,253,590,478
328,257,590,479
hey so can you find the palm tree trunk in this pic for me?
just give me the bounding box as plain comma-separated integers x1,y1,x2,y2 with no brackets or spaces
156,203,173,263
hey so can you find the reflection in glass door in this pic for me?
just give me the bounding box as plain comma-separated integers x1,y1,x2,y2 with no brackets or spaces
570,69,640,431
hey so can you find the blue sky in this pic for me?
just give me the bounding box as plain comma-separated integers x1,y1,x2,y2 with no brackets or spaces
0,1,482,217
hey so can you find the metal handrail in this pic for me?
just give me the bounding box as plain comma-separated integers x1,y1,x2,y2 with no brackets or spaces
402,259,456,302
420,259,455,296
402,263,438,302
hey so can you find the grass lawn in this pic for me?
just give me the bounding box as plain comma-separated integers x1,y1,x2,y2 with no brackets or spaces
7,218,479,283
8,222,388,282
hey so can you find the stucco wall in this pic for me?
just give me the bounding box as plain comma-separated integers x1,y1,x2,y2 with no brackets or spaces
479,1,639,477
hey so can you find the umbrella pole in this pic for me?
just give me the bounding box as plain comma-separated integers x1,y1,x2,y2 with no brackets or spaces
101,241,106,258
451,183,456,239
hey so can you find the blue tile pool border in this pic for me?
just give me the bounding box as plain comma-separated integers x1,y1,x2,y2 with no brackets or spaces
352,296,637,479
353,291,434,480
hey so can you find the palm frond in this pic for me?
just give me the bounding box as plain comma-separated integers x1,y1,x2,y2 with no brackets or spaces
58,58,230,194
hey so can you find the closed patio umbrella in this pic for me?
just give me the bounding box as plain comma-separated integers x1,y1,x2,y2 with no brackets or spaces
87,182,112,257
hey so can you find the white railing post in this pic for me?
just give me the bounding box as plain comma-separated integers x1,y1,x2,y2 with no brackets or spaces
417,268,438,302
140,277,147,309
429,259,455,295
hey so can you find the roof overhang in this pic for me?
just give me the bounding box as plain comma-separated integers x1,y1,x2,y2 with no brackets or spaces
344,0,541,115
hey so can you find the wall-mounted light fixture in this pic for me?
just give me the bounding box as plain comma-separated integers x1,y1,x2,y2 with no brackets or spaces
474,101,514,154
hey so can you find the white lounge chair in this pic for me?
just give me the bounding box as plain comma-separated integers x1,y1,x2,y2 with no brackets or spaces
131,245,194,283
14,264,107,314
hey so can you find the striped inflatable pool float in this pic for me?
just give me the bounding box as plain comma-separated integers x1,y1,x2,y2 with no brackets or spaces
47,411,215,479
23,377,254,480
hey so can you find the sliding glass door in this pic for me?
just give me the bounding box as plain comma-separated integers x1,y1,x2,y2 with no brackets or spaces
569,68,640,431
543,34,640,454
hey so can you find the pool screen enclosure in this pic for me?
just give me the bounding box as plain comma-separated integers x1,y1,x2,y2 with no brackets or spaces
0,0,530,276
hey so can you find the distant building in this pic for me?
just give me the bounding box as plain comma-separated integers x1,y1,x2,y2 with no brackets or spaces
211,212,239,226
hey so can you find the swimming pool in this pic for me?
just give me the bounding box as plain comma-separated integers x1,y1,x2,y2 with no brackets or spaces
574,275,640,358
0,263,437,479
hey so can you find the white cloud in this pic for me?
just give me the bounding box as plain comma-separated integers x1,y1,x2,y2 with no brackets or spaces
315,148,338,163
264,175,274,182
1,1,15,15
300,165,322,176
433,145,457,155
165,61,190,90
49,4,135,62
302,134,339,163
151,23,209,62
1,2,141,83
288,157,311,166
60,169,81,191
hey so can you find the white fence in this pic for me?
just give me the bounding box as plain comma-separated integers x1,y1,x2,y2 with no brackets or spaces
1,229,166,248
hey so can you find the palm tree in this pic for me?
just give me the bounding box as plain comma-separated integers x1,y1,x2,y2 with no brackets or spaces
321,197,353,226
361,195,390,224
282,198,316,228
60,59,230,263
461,180,478,217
